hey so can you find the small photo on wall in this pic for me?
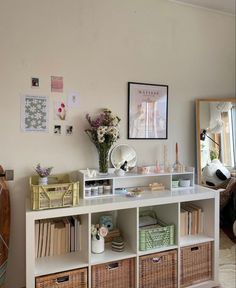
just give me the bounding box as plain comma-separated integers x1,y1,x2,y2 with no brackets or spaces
54,101,67,121
66,125,73,135
51,76,63,92
31,77,39,88
54,125,61,135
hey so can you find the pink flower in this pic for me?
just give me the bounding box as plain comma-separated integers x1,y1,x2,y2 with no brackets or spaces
99,226,108,237
61,103,65,108
58,107,62,113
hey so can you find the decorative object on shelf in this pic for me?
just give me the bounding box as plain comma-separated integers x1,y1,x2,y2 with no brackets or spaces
128,82,168,139
114,168,125,176
99,215,113,231
172,179,179,188
179,179,191,187
137,166,151,174
149,182,165,191
105,228,120,243
154,161,161,173
85,108,120,174
35,163,53,185
111,236,125,252
173,142,185,172
126,187,143,197
91,224,108,254
86,168,97,178
163,144,168,172
30,173,79,210
111,144,137,172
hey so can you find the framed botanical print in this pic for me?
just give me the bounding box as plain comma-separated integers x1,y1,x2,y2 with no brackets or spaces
128,82,168,139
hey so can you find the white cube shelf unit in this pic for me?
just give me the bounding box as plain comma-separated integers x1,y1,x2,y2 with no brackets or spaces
78,167,195,199
26,184,220,288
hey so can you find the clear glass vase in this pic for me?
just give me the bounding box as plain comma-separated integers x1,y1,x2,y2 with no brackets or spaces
98,146,110,175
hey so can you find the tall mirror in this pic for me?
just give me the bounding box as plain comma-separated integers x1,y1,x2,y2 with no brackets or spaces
196,98,236,184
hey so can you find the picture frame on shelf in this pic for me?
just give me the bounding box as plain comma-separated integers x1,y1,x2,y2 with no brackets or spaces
128,82,168,139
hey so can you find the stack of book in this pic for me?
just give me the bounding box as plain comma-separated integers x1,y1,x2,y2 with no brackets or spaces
35,216,81,258
180,203,204,236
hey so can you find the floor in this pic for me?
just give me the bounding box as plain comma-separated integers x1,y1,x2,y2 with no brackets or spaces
219,230,236,288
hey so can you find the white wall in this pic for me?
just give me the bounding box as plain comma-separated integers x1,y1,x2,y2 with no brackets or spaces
0,0,235,287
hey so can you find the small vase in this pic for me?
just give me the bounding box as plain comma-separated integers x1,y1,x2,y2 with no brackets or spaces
91,235,105,254
38,177,48,185
98,147,110,175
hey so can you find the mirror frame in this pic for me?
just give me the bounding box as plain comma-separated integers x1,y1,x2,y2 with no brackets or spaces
196,98,236,184
110,144,137,171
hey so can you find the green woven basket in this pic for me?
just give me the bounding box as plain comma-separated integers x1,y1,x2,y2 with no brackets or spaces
139,223,175,251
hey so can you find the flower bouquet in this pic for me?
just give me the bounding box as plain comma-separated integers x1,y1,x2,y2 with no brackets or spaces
85,108,120,174
35,163,53,185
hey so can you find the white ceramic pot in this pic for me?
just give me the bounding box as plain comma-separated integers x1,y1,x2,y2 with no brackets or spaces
91,235,105,254
38,177,48,185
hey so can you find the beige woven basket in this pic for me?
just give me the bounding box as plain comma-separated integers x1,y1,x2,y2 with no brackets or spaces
30,174,79,210
35,268,88,288
91,258,135,288
180,241,212,287
139,249,178,288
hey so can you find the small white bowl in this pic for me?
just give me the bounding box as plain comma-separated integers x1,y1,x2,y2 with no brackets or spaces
179,179,191,187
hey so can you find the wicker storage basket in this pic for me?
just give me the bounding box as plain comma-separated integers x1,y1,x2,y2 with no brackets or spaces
30,174,79,210
35,268,88,288
91,258,135,288
180,241,212,287
139,249,177,288
139,223,175,251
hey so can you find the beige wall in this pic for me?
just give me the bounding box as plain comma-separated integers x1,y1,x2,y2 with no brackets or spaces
0,0,235,287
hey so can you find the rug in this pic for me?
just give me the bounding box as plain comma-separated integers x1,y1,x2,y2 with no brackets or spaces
219,231,236,288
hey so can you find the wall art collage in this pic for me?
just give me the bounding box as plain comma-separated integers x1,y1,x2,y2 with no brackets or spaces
21,76,79,136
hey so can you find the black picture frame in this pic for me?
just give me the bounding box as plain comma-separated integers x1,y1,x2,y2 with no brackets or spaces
128,82,168,139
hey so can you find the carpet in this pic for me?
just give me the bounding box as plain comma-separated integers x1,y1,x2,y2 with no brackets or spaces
219,231,236,288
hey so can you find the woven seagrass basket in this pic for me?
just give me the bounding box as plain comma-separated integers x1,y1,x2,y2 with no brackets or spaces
180,241,212,287
139,249,178,288
35,268,87,288
91,258,135,288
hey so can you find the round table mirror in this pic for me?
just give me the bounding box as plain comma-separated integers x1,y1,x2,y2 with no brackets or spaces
110,144,137,171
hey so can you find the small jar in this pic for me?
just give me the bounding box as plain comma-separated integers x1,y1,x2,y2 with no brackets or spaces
91,185,99,196
98,185,104,195
85,185,91,197
103,185,112,195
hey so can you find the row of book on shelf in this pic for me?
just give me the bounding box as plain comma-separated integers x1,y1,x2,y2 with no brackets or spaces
180,203,204,236
35,216,81,258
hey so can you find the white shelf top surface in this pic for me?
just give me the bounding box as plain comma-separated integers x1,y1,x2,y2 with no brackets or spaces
90,244,136,265
35,251,88,276
80,167,194,181
139,245,178,256
26,185,218,219
180,234,215,247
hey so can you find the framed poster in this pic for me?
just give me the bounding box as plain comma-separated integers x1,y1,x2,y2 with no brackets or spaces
128,82,168,139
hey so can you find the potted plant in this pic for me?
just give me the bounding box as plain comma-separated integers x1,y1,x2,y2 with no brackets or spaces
35,163,53,185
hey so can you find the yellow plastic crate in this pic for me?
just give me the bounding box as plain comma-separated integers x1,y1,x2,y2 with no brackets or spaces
30,174,79,210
